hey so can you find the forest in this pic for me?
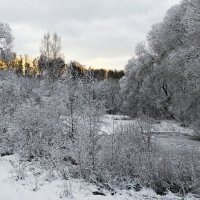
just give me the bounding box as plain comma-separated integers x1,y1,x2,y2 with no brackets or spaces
0,0,200,199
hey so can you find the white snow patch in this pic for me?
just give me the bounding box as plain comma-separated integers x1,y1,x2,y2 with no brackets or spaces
101,115,194,136
0,155,198,200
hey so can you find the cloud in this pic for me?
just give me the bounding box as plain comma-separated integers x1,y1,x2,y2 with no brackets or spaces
0,0,181,69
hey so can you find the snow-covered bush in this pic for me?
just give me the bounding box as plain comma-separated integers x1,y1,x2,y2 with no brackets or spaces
0,70,105,184
10,156,27,180
8,102,61,161
0,70,22,155
59,167,73,198
99,122,200,196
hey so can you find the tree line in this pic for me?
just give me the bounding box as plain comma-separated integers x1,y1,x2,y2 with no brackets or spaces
0,29,124,80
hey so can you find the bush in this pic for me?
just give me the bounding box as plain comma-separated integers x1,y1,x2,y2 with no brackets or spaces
98,123,200,196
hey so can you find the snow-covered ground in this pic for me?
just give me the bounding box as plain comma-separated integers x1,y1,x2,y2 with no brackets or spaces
101,115,194,136
102,115,200,152
0,115,199,200
0,156,198,200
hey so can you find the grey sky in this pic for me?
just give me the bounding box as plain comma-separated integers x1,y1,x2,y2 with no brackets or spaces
0,0,181,69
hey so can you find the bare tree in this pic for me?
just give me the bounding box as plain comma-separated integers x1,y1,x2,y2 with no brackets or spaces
51,33,62,60
0,22,13,64
40,32,51,66
39,32,64,80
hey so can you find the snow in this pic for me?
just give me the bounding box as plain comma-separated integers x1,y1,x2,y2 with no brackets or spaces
0,155,198,200
101,115,200,153
153,120,194,136
0,156,60,200
101,115,194,136
0,115,198,200
101,115,134,135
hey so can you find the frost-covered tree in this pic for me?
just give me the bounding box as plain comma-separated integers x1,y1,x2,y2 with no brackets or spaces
120,0,200,124
80,77,104,173
98,79,121,114
0,22,13,64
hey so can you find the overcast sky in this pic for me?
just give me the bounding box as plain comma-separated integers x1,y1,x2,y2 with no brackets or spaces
0,0,181,69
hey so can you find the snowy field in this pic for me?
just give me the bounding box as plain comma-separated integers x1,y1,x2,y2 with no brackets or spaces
0,155,198,200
